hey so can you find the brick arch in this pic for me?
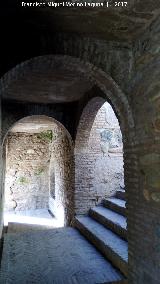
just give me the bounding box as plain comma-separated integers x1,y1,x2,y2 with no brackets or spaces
75,97,105,153
2,115,74,227
2,115,73,150
72,55,136,214
0,54,136,226
74,96,127,213
0,54,134,134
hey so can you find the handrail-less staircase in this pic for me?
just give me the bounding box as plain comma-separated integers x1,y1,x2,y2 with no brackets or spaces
74,189,128,282
0,190,128,283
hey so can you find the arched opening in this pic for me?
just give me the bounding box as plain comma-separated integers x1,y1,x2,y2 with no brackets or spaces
90,102,124,199
89,101,123,206
74,96,128,277
3,115,74,229
75,97,125,213
0,55,136,283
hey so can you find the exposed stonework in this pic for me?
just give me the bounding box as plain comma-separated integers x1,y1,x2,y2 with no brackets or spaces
0,42,159,283
0,54,132,108
48,122,74,225
50,34,134,92
4,132,51,212
0,1,159,282
3,116,74,226
123,17,160,284
90,103,124,194
75,102,124,214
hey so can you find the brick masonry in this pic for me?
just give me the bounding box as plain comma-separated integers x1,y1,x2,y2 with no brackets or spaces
75,102,124,214
0,23,159,283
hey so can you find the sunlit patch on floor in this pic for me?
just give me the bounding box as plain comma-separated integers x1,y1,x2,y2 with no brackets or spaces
4,209,64,228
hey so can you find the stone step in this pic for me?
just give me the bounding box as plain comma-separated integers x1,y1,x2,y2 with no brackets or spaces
74,216,128,277
116,190,126,201
89,206,127,240
103,198,126,216
0,227,126,283
108,281,128,284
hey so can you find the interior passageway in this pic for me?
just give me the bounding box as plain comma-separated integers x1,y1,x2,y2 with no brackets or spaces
0,39,159,282
0,57,129,284
3,115,74,229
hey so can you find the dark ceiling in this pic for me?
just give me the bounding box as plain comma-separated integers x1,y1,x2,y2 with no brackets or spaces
43,0,160,41
3,68,93,103
0,0,160,77
0,0,160,103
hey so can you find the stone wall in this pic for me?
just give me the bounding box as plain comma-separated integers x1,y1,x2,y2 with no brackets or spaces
75,102,124,215
90,103,124,195
4,132,51,212
125,18,160,284
48,123,74,225
2,116,74,226
1,49,159,283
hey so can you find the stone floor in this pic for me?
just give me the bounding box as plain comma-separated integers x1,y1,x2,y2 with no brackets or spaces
0,226,123,284
4,209,62,228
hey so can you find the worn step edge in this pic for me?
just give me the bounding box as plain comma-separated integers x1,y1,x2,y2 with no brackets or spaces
74,217,128,277
89,208,127,241
103,199,126,217
116,191,126,201
107,280,128,284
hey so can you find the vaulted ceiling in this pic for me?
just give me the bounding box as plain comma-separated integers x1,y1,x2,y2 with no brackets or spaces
39,0,160,41
3,68,93,103
0,0,160,103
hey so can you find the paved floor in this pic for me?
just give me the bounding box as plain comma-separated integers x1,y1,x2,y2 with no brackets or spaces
7,222,57,233
0,227,123,284
4,209,62,228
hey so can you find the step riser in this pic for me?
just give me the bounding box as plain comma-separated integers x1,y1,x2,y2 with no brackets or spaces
89,210,127,241
108,281,128,284
116,191,126,201
103,201,126,217
74,218,128,277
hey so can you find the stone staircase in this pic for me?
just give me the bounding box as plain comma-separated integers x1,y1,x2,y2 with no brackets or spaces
0,190,128,283
74,189,128,280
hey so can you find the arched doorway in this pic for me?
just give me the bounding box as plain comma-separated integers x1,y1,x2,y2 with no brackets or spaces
0,55,136,282
74,96,130,277
75,99,124,214
2,115,74,228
